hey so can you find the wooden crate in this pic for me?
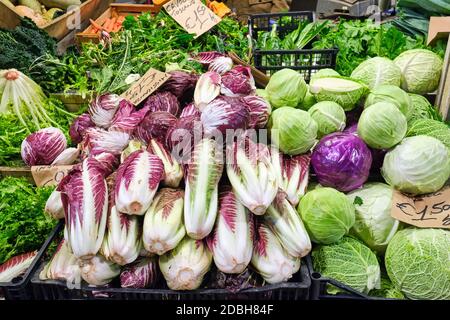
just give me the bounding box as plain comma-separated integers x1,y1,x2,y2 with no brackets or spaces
75,4,161,44
0,0,113,40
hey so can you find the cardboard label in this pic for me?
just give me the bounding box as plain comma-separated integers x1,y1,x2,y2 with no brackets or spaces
31,165,74,187
164,0,221,38
121,68,170,106
391,186,450,229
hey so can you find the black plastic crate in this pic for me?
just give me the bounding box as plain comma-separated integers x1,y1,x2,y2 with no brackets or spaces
249,11,338,80
31,236,314,300
0,221,64,300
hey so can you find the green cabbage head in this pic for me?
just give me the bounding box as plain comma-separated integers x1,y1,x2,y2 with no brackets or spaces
297,85,317,110
385,228,450,300
351,57,401,89
309,76,369,111
407,93,435,123
394,49,443,94
312,236,381,294
358,102,407,149
381,135,450,195
268,107,318,155
364,85,412,120
347,183,400,254
297,187,355,244
308,101,346,138
266,68,307,108
310,68,340,84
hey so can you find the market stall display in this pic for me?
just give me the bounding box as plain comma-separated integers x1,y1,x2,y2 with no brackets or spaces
0,4,449,302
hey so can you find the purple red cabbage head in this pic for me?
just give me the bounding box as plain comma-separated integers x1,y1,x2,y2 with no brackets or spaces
220,66,256,97
69,113,95,144
133,111,177,145
159,71,199,103
311,132,372,192
144,91,180,116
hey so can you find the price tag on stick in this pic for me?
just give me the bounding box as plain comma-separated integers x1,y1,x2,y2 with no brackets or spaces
391,186,450,229
121,68,170,106
164,0,221,38
31,165,75,187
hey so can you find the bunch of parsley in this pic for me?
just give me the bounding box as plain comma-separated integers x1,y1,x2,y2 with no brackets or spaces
0,177,56,264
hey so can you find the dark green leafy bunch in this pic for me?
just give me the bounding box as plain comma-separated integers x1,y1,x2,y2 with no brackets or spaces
312,19,444,76
0,18,57,86
0,177,57,264
0,98,84,166
37,12,250,96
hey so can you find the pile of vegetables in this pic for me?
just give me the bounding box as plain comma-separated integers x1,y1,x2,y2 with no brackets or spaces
0,177,56,283
5,0,80,27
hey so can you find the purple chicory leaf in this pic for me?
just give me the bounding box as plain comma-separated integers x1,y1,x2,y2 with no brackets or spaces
184,138,224,240
159,71,199,102
241,95,272,129
194,71,221,110
44,190,65,220
120,140,145,163
144,91,180,116
190,51,225,65
165,115,202,161
21,127,67,166
109,100,149,134
92,152,119,177
0,251,37,282
206,187,253,274
69,113,95,144
115,150,164,215
58,157,108,260
209,56,233,75
120,257,159,289
226,138,278,215
88,93,122,129
311,132,372,192
180,103,201,119
200,96,250,136
220,66,256,97
82,127,130,156
133,111,177,145
251,221,300,284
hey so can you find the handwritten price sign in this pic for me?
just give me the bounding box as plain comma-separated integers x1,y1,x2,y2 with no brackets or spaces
164,0,221,38
121,68,170,106
391,186,450,229
31,165,75,187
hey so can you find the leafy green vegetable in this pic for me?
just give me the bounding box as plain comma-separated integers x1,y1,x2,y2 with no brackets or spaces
369,273,405,299
0,98,83,166
406,118,450,149
0,177,57,264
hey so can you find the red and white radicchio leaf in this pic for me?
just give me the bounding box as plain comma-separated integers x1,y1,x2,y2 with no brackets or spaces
190,51,225,65
0,251,37,282
270,149,310,206
115,150,164,215
264,191,311,258
179,103,201,119
147,139,183,188
59,157,108,260
200,96,249,136
159,71,199,101
241,95,272,129
109,100,149,134
88,93,122,129
45,190,65,220
251,221,300,284
21,127,67,166
82,127,130,156
226,139,278,215
165,115,202,161
184,138,223,240
209,56,233,75
69,113,95,144
133,111,177,145
92,152,119,177
143,188,185,255
120,257,159,288
194,71,221,111
144,91,180,116
206,187,253,274
220,66,256,97
52,147,80,165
